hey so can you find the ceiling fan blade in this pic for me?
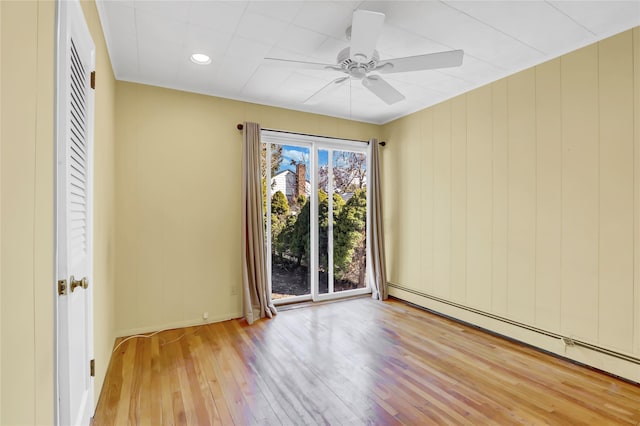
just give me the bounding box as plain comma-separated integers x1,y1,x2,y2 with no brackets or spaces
362,75,405,105
264,57,340,71
378,50,464,74
350,10,385,63
304,77,350,105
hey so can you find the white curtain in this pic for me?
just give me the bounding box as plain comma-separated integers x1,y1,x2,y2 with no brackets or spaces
241,122,277,324
369,138,388,300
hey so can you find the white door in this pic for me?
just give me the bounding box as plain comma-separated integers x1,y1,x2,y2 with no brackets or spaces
56,0,95,425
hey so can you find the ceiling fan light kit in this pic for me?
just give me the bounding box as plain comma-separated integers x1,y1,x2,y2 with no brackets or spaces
265,9,464,106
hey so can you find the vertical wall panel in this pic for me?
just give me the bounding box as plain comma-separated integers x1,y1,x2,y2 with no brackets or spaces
114,89,139,330
395,115,422,288
385,114,422,289
465,86,493,311
1,3,38,423
419,109,434,294
450,96,467,302
561,44,600,342
535,59,562,332
507,69,537,323
433,103,452,298
633,27,640,356
491,80,509,316
598,32,634,352
0,2,3,420
381,119,404,284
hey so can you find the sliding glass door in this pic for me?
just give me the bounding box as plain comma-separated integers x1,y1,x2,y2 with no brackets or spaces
317,149,368,296
262,131,370,303
263,142,312,303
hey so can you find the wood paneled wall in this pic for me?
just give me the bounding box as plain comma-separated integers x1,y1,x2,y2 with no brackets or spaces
381,28,640,380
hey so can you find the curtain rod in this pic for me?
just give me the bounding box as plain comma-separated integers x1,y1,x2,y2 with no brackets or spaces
236,123,386,146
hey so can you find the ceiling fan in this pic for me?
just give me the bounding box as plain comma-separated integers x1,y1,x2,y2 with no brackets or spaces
264,9,464,106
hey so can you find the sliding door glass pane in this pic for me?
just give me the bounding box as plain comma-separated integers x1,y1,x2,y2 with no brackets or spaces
267,144,311,300
333,150,367,292
318,149,329,294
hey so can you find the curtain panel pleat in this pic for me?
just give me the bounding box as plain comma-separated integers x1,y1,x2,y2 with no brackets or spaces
369,138,388,300
242,122,277,324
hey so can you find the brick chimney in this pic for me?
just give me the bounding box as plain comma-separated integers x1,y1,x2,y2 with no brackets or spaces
296,163,306,200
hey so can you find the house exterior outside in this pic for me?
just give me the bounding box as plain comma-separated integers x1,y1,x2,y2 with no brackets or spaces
271,163,311,205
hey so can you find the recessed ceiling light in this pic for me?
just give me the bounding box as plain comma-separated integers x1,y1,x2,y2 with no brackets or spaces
190,53,211,65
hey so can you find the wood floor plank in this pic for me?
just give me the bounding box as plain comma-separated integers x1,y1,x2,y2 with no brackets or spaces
94,298,640,425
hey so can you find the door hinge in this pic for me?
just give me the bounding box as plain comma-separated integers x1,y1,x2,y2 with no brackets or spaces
90,71,95,90
90,359,95,377
58,279,67,296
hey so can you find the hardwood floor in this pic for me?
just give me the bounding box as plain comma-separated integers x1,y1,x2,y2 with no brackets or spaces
93,298,640,425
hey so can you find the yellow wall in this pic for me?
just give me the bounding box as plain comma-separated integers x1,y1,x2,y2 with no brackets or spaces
0,1,3,421
114,82,380,335
382,28,640,382
1,1,55,424
0,0,116,423
0,1,637,421
79,0,117,411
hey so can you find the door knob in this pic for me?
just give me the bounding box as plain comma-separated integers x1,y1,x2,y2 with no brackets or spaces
70,276,88,292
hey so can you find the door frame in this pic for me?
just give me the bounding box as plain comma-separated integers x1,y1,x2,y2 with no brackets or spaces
262,130,372,304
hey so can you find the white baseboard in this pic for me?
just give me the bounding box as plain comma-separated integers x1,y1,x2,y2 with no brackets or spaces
115,311,243,338
389,286,640,384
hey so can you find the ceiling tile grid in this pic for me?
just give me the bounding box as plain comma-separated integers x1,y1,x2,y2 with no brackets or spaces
97,0,640,124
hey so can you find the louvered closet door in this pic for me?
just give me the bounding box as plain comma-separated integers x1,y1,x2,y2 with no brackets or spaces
56,0,95,425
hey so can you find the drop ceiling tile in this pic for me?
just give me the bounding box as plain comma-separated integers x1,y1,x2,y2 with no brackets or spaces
133,0,191,23
264,46,321,63
177,62,223,94
285,71,330,88
187,1,246,33
137,62,179,88
225,35,273,61
356,1,398,17
270,88,312,105
294,68,344,85
136,9,188,45
310,37,349,63
385,1,545,66
245,1,303,23
278,72,331,97
384,78,449,101
102,1,137,40
549,1,640,36
376,25,452,59
184,25,233,59
446,1,594,54
275,25,329,56
241,65,292,98
293,2,356,39
105,32,139,79
137,37,183,84
436,55,505,84
235,12,290,45
215,56,261,91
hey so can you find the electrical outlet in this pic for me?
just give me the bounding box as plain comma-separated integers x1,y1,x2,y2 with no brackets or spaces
203,311,209,321
562,337,575,346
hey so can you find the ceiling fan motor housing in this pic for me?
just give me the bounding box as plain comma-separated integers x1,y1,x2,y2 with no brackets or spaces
337,47,379,79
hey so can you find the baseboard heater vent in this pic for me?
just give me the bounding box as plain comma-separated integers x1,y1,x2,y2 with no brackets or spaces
388,282,640,366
